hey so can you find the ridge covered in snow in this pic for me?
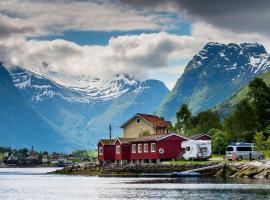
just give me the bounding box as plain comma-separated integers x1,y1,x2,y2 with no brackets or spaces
10,68,149,103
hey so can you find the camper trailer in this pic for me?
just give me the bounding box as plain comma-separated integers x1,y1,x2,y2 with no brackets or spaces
182,140,212,160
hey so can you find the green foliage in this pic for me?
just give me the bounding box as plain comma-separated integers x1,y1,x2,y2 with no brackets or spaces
211,129,229,154
224,99,257,141
72,150,97,159
254,132,269,150
175,103,192,133
248,78,270,130
172,104,222,136
142,130,150,136
196,110,221,133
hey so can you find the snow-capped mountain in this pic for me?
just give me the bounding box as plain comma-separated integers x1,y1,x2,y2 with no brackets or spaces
11,68,153,103
0,63,82,152
155,42,270,121
9,67,169,149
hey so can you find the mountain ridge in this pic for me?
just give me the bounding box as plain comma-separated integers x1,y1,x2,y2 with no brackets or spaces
9,66,169,149
155,42,270,121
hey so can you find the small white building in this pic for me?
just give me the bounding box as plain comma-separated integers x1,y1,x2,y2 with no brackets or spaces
182,140,212,160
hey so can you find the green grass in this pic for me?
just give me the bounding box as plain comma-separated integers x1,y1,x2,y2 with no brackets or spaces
165,160,216,165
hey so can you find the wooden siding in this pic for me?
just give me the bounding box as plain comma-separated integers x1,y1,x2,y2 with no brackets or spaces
98,142,115,161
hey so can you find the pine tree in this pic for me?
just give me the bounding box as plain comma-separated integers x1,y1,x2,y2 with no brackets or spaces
248,78,270,130
175,103,192,133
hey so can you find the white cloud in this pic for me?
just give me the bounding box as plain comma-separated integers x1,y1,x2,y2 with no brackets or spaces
0,0,175,39
0,32,204,85
1,0,270,89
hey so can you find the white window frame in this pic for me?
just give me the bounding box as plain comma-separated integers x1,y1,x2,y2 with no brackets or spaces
138,144,142,153
99,147,103,155
144,143,148,153
151,143,156,153
132,144,137,153
116,145,121,154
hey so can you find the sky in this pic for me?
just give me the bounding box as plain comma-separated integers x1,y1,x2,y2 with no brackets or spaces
0,0,270,90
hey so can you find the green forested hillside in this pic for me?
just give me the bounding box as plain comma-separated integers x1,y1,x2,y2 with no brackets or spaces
216,71,270,118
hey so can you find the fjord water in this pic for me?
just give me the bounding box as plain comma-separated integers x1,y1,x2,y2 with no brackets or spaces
1,168,270,200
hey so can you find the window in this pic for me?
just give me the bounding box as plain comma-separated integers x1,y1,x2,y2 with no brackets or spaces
236,147,252,151
151,143,156,152
136,117,140,123
226,147,233,151
99,147,103,155
138,144,142,153
132,144,137,153
144,143,148,153
116,146,121,154
186,146,190,151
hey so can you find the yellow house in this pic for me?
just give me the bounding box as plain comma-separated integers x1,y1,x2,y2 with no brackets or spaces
121,113,172,138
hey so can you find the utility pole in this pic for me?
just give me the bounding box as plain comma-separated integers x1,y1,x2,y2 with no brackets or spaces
109,124,112,139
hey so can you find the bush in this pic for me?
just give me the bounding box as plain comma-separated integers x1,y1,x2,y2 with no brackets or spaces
211,129,229,155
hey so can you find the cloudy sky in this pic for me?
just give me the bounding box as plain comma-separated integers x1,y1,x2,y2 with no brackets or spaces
0,0,270,89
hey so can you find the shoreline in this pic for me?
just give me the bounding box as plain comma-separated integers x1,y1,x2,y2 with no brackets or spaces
52,160,270,179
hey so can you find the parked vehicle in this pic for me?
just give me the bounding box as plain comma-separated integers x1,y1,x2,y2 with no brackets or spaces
182,140,212,160
225,143,263,161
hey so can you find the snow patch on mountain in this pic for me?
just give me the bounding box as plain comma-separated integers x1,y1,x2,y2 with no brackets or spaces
10,68,154,103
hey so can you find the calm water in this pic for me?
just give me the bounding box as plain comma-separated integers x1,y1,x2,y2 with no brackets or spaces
0,168,270,200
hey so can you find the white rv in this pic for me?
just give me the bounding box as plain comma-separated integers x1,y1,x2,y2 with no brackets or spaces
182,140,212,160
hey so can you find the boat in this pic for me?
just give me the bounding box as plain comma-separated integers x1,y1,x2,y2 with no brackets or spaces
171,171,202,177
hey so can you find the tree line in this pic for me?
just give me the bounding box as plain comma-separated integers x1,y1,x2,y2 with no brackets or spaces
170,77,270,154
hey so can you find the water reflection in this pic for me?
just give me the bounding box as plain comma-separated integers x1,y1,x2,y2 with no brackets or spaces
0,168,270,200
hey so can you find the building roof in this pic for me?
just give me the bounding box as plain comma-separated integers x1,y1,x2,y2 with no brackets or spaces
120,113,171,128
191,133,212,140
98,139,115,145
130,133,189,143
114,137,135,144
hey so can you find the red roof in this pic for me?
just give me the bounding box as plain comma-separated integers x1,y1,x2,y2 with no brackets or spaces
129,133,189,143
98,139,115,145
121,113,171,128
114,137,135,144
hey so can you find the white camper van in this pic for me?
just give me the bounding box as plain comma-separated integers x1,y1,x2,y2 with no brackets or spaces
182,140,212,160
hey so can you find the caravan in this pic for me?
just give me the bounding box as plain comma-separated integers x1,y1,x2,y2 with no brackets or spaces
182,140,212,160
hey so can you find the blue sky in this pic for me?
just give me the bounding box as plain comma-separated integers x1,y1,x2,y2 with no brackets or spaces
0,0,269,90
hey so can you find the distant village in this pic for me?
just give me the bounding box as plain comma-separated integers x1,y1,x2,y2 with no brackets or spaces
98,113,212,165
0,146,97,168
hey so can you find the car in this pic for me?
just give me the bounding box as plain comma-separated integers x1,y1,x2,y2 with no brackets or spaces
225,143,264,161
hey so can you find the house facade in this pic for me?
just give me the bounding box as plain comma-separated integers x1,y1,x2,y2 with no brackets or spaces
121,113,171,138
114,138,133,164
129,133,189,163
97,139,115,164
97,113,212,165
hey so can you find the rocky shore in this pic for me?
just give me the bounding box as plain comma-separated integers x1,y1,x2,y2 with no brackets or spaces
52,160,270,179
53,161,221,176
217,161,270,179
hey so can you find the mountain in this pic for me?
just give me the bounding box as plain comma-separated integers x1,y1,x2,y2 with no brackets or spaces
0,63,81,152
216,71,270,118
10,67,169,148
155,42,270,121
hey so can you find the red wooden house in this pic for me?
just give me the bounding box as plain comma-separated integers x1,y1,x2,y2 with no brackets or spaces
129,133,189,163
97,139,115,164
191,133,212,141
114,138,134,164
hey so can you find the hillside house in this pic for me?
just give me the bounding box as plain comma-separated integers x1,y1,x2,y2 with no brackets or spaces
121,113,171,138
97,139,115,164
